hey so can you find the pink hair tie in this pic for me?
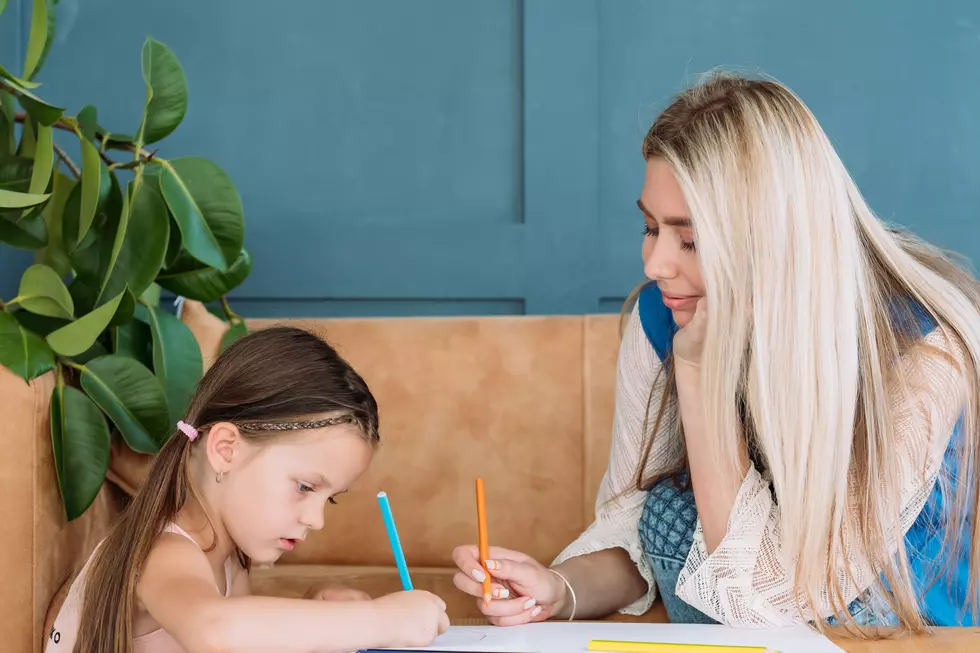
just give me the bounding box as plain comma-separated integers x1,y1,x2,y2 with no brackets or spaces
177,420,199,442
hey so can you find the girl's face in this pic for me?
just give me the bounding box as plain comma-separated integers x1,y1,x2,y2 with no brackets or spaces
639,157,705,328
215,425,374,565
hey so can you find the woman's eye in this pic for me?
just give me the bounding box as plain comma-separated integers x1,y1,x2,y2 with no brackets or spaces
297,482,315,494
328,496,338,505
643,225,659,237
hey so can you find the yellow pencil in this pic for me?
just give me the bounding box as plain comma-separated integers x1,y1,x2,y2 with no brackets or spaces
588,640,777,653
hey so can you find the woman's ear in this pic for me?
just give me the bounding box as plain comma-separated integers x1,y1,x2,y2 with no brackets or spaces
205,422,242,475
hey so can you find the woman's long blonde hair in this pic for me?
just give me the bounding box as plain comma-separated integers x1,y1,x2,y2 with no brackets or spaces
632,71,980,634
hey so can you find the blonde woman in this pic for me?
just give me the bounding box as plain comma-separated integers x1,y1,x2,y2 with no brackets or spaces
452,72,980,634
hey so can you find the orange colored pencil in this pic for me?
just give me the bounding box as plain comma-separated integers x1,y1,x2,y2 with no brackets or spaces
476,477,491,607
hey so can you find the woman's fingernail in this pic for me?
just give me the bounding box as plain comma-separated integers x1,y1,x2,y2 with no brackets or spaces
531,605,543,617
485,560,499,571
493,587,510,599
471,568,486,582
524,598,536,610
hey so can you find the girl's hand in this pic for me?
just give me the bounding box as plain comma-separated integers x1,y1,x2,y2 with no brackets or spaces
371,590,450,649
673,297,708,367
451,545,568,626
304,581,371,602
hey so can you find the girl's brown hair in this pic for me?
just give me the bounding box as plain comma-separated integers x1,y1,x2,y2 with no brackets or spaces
74,325,380,653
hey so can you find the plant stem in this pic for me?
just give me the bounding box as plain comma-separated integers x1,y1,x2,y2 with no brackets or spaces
12,112,154,164
108,158,155,172
220,296,240,322
52,141,81,178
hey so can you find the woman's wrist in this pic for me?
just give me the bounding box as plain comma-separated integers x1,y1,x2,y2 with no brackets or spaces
546,567,576,621
673,357,701,381
673,360,703,417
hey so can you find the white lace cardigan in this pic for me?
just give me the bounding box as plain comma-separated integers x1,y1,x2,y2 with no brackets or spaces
552,303,969,626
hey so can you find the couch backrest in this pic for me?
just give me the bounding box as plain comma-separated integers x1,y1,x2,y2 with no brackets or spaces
0,366,123,652
244,314,625,569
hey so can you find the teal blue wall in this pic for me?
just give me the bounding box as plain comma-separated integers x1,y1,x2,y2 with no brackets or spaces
3,0,979,316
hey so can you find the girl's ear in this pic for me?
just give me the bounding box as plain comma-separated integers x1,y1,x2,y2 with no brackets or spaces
205,422,243,475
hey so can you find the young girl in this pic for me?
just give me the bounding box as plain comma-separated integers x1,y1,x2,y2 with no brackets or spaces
452,71,980,636
48,326,449,653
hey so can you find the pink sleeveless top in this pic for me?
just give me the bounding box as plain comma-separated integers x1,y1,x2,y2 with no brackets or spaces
45,523,236,653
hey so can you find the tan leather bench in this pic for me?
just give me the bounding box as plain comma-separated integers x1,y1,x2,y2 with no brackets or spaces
3,302,976,651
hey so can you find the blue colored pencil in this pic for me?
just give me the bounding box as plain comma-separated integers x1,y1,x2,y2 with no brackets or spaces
377,491,413,590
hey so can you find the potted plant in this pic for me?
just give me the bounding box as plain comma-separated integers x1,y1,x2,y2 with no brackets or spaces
0,0,251,520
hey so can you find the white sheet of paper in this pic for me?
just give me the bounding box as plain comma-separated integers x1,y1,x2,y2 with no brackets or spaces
393,622,846,653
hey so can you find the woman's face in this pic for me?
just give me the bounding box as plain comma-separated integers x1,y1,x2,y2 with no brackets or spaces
639,157,704,328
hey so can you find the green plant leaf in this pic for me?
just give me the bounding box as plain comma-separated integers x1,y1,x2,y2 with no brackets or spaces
66,170,117,296
103,132,135,146
59,181,83,251
15,88,64,126
71,336,111,365
137,37,187,147
12,308,68,336
46,289,125,357
164,215,181,267
96,175,169,304
0,92,15,155
17,116,36,158
158,158,243,271
0,155,33,191
0,187,50,208
34,0,58,82
142,303,202,424
77,136,103,244
24,123,53,208
113,315,152,368
0,1,8,18
157,247,252,303
109,289,136,328
36,168,74,276
0,88,13,120
0,211,47,248
0,310,56,382
65,279,133,331
77,174,126,281
17,263,73,319
0,62,41,89
140,282,161,307
64,165,114,256
68,241,100,282
50,380,110,520
67,266,99,317
77,105,98,142
111,289,136,327
23,0,50,80
79,354,172,453
220,320,248,353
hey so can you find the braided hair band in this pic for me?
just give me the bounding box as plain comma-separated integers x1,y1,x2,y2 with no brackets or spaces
178,415,356,441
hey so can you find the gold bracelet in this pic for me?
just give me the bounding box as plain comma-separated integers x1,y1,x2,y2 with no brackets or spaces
547,568,577,621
